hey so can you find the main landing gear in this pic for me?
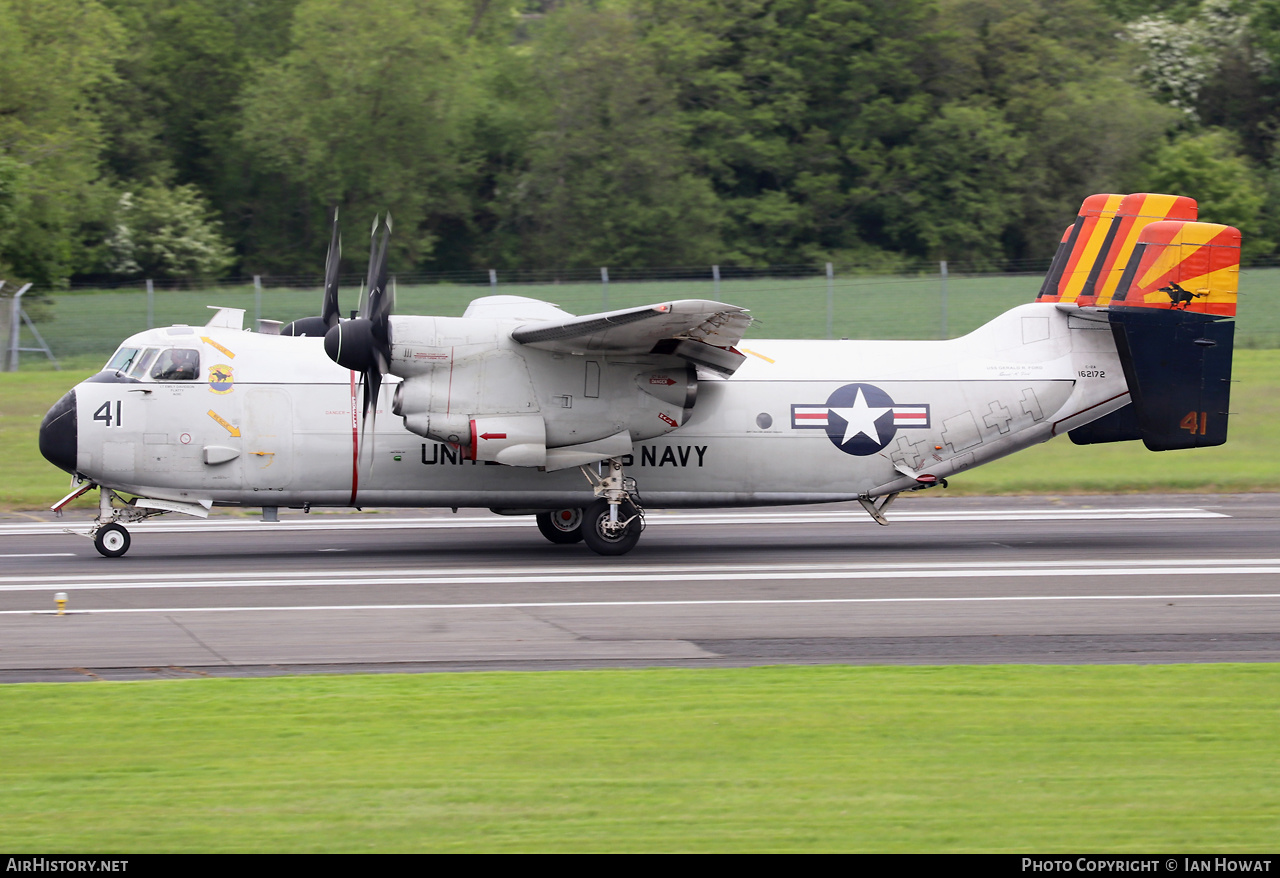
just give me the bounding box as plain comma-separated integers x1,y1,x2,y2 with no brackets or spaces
579,457,644,556
534,458,645,556
536,508,584,544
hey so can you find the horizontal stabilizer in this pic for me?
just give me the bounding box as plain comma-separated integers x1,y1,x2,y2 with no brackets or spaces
511,299,751,355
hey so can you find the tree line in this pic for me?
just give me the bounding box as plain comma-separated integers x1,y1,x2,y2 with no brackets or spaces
2,0,1278,287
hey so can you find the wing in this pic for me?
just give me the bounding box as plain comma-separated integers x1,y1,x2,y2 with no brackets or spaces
511,299,751,356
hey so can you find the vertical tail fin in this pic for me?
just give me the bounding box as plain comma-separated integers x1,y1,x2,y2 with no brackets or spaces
1110,220,1240,316
1035,193,1125,303
1082,193,1198,307
1037,193,1200,306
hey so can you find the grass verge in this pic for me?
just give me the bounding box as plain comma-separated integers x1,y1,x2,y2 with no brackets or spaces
1,665,1277,852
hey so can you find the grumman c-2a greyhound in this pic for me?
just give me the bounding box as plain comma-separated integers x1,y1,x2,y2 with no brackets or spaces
39,193,1241,556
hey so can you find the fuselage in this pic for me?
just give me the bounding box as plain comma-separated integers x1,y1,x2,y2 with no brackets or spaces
39,301,1127,511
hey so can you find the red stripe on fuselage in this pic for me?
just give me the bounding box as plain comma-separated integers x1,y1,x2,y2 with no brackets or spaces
349,370,359,506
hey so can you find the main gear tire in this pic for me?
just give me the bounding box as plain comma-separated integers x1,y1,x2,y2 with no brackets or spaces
94,523,131,558
536,509,584,544
581,498,642,556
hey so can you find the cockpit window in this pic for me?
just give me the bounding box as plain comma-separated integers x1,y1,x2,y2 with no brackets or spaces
130,348,159,378
151,348,201,381
105,347,141,374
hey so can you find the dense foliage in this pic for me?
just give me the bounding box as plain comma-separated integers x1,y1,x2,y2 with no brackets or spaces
1,0,1278,284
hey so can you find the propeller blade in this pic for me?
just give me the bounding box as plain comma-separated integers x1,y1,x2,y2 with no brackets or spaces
321,208,342,329
280,208,343,337
324,211,396,470
365,219,391,325
364,214,382,315
361,367,382,464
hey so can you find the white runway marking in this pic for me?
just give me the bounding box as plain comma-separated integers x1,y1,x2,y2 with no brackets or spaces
0,506,1230,537
1,558,1277,593
7,592,1280,617
0,553,74,558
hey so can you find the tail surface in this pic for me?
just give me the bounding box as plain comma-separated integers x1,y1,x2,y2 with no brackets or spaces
1053,196,1241,452
1036,193,1199,306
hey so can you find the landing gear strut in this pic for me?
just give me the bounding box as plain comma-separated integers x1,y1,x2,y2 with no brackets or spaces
579,457,644,556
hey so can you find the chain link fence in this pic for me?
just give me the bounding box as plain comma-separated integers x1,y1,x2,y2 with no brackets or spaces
3,261,1277,371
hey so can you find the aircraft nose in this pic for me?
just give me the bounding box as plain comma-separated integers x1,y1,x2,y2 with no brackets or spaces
39,388,77,475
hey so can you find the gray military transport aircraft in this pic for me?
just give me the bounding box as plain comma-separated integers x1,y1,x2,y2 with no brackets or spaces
39,193,1240,556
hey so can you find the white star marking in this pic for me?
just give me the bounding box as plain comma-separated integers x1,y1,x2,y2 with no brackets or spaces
828,388,893,446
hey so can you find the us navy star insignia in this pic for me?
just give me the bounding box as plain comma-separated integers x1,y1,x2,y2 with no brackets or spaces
828,388,892,446
790,383,932,456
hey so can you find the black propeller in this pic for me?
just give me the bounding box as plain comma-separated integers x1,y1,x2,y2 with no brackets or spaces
324,214,394,444
281,210,343,337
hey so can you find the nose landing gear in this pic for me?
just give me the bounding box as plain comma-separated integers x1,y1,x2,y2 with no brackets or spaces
87,487,145,558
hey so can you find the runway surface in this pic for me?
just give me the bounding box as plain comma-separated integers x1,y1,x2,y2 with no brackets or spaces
1,493,1278,682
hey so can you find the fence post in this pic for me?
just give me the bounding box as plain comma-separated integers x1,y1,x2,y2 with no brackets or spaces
6,283,33,372
601,267,609,310
0,281,7,370
254,275,263,326
713,264,720,297
146,278,154,329
488,269,497,289
826,262,834,340
940,260,949,339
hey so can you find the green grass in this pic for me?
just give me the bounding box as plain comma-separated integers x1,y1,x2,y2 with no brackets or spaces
0,665,1276,852
10,266,1279,365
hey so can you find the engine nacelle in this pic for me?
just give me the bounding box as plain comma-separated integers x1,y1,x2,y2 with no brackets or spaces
388,326,699,466
397,407,471,446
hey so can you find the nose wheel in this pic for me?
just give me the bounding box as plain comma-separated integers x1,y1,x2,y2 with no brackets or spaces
93,523,131,558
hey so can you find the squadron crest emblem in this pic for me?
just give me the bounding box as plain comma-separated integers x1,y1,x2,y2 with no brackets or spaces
208,364,235,394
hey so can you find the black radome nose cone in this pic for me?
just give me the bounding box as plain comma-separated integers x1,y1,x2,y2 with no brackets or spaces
39,389,77,474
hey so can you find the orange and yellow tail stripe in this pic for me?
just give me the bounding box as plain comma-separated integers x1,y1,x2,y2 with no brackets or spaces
1037,194,1125,304
1083,193,1198,307
1110,221,1240,317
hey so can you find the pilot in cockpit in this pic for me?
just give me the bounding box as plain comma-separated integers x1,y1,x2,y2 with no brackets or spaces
152,348,200,381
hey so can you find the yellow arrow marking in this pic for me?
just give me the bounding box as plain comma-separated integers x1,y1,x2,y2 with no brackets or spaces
207,410,241,437
201,337,236,359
